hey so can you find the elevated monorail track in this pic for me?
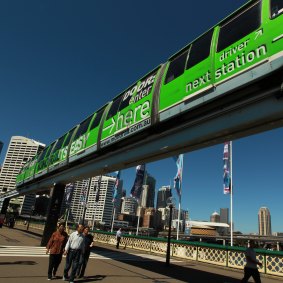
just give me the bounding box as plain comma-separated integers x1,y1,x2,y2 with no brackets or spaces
1,81,283,200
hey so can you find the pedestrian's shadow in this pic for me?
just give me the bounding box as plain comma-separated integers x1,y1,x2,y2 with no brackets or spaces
0,260,37,265
79,275,106,282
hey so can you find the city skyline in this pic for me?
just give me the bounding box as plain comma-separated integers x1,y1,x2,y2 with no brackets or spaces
0,136,280,235
1,0,283,234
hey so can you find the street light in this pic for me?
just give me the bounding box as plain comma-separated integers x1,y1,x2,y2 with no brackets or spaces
26,205,35,231
166,197,176,266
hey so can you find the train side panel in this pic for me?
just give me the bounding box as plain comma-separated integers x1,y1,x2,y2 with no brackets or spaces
100,68,160,148
159,0,283,122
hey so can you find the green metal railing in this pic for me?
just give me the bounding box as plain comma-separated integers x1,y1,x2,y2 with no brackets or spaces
94,230,283,278
14,221,283,278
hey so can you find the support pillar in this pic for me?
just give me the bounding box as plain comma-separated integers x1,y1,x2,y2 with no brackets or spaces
0,198,10,214
41,183,65,247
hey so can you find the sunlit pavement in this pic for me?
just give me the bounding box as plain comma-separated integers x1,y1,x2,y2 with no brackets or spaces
0,226,282,283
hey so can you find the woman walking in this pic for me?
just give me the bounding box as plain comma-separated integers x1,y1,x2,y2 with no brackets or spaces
46,223,68,280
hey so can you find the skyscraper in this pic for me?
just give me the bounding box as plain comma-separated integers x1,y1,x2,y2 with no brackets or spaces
65,175,122,227
0,140,3,157
220,208,229,224
210,211,220,222
156,186,172,209
140,173,156,208
258,207,272,236
0,136,45,214
121,197,138,215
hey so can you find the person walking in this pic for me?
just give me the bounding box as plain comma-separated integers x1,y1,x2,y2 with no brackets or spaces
46,223,68,280
241,240,262,283
76,226,94,278
63,224,85,283
116,228,122,249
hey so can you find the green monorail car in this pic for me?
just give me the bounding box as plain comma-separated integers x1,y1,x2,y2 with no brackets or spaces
17,0,283,186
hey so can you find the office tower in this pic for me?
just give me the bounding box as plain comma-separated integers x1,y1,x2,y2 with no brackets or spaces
258,207,272,236
220,208,229,224
121,197,138,215
220,208,229,235
0,136,45,214
156,186,172,209
0,140,3,157
210,211,220,222
145,173,156,207
66,175,122,227
140,173,156,208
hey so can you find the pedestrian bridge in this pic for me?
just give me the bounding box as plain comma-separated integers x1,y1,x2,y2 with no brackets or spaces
93,230,283,278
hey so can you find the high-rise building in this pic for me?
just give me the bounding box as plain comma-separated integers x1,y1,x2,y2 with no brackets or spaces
220,208,229,224
156,186,172,209
121,197,138,215
66,175,122,227
210,211,220,222
258,207,272,236
0,136,45,214
0,140,3,157
145,173,156,207
220,208,229,235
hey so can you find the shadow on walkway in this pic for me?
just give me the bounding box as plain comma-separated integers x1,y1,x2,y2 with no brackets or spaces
91,246,240,283
0,260,37,265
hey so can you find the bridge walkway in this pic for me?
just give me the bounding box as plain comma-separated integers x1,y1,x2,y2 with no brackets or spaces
0,225,281,283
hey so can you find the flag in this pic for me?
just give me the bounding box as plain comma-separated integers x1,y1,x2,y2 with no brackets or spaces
223,142,231,194
65,183,74,207
173,154,183,198
95,176,102,202
112,171,121,203
80,181,88,205
130,164,145,199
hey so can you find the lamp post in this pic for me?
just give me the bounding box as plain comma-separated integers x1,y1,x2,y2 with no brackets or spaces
26,205,34,231
166,197,176,266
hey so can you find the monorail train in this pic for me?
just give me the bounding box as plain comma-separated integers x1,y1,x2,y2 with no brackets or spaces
16,0,283,187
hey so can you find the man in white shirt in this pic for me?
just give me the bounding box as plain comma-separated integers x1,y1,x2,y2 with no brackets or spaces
63,224,85,283
241,240,262,283
116,228,122,249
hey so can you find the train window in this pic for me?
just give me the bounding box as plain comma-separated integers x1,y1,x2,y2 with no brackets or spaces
73,115,93,140
63,128,76,146
186,30,213,69
52,135,66,152
89,107,106,130
119,90,132,111
106,96,123,119
165,51,188,84
45,142,56,157
37,147,49,162
217,2,261,52
271,0,283,18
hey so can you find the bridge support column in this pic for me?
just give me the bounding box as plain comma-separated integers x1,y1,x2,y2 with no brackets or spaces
0,198,10,215
41,183,65,247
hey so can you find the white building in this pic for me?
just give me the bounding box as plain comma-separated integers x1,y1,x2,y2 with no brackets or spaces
258,207,272,236
121,197,138,215
66,175,122,227
0,136,45,214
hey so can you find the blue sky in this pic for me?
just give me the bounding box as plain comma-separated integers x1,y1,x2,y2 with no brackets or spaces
0,0,282,234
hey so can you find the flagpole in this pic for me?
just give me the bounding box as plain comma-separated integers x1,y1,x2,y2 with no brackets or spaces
177,195,181,240
230,141,233,246
176,155,183,241
92,201,97,231
136,168,147,236
111,207,116,233
82,179,92,225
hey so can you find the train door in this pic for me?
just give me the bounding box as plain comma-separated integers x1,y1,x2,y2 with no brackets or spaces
265,0,283,61
159,30,213,121
100,70,158,148
69,114,95,163
214,1,266,89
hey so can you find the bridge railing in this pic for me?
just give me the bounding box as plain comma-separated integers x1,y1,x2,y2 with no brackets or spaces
94,230,283,278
